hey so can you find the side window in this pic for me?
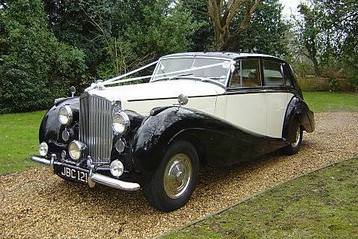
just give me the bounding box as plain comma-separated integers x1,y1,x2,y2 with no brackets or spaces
263,60,284,87
229,58,261,88
242,59,261,87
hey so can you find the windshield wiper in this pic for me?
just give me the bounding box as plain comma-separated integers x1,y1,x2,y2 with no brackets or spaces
152,73,193,82
170,76,226,88
168,73,193,80
152,74,225,88
198,77,226,88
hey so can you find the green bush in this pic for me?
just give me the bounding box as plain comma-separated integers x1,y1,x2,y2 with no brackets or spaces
347,73,358,92
0,0,86,113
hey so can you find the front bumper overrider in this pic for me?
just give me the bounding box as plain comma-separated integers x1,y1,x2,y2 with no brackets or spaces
31,155,140,191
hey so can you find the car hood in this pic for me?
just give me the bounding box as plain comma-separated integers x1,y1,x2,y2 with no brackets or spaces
89,80,225,102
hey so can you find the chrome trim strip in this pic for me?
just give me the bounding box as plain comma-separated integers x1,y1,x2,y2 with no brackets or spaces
30,156,140,191
127,94,219,102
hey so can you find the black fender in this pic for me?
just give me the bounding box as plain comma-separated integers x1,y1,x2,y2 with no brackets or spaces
131,106,287,181
282,96,315,143
39,97,79,154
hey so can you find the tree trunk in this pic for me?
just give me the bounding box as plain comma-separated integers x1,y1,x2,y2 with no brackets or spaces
208,0,261,51
312,57,320,76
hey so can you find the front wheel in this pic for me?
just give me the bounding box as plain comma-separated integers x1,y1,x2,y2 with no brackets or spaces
283,126,303,155
144,141,199,212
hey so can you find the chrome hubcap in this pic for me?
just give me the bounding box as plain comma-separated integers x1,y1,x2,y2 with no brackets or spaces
292,127,301,148
164,153,192,199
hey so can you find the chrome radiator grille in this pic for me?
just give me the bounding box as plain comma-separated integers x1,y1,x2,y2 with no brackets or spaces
79,93,113,163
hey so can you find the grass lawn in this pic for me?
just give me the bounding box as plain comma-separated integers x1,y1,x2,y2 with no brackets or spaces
0,111,45,174
162,158,358,239
303,91,358,112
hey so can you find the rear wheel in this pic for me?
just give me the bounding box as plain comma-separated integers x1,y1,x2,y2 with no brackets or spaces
283,125,303,155
144,141,199,212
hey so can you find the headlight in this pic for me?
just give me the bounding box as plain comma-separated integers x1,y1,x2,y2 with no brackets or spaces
68,140,86,161
110,160,124,177
39,142,48,157
58,105,73,125
112,111,130,135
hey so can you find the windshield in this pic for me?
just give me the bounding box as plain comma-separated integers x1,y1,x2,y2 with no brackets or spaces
151,57,232,85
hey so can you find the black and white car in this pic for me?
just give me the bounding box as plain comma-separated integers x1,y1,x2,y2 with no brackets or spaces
32,52,315,211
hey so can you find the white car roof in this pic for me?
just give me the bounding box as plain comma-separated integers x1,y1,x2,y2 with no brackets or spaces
161,52,283,61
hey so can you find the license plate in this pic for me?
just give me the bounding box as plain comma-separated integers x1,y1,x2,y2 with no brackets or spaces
58,165,88,183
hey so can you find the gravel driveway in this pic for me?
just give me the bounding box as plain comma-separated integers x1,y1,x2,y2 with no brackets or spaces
0,112,357,239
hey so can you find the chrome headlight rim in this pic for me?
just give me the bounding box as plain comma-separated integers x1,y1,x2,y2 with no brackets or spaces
68,140,86,161
39,142,48,157
112,111,130,135
58,105,73,126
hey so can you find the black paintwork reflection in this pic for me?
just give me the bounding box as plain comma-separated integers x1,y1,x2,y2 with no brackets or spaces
39,93,315,186
131,106,287,181
39,97,79,156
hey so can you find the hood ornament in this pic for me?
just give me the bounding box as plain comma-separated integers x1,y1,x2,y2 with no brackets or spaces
70,86,76,97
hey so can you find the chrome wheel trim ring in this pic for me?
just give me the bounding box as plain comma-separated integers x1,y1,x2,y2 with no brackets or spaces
291,127,301,148
163,153,192,199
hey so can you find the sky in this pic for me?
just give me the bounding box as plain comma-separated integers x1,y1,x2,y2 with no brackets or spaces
280,0,305,18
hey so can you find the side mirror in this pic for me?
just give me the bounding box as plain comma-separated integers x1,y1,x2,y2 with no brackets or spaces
70,86,76,97
177,94,188,106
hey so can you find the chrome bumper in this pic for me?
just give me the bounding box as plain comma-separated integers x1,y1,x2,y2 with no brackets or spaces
31,156,140,191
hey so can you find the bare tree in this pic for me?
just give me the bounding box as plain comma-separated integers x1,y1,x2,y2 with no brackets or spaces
208,0,261,50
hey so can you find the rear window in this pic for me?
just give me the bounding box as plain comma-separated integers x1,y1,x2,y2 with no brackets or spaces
263,60,284,87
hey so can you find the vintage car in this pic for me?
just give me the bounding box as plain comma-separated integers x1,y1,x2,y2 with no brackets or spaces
31,52,315,211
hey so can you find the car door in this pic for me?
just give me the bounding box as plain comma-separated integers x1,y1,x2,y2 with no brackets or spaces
261,59,294,138
217,58,267,136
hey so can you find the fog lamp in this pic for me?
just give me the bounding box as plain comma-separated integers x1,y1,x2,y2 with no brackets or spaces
39,142,48,157
68,140,86,161
110,160,124,177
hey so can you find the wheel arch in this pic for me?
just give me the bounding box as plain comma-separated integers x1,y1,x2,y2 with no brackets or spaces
167,129,207,167
131,107,219,178
282,96,315,143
